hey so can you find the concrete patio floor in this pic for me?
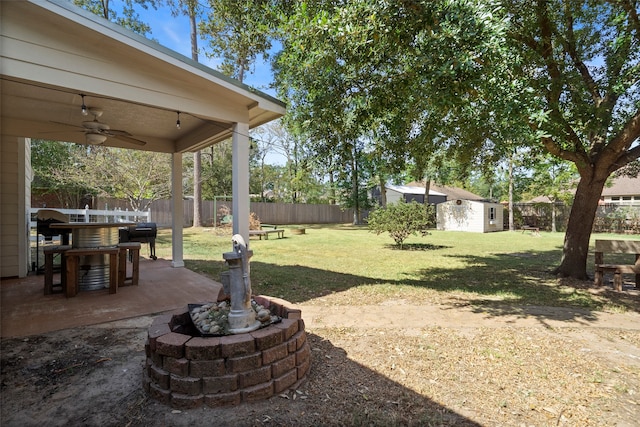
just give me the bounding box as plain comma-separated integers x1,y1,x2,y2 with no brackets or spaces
1,258,223,338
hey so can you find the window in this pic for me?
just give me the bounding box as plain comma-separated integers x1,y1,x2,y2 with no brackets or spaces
489,207,496,220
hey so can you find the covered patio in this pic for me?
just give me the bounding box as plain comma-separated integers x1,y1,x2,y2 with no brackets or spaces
1,0,285,279
1,257,223,338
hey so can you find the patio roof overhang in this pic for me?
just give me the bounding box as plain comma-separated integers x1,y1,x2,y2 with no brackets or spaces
1,0,285,154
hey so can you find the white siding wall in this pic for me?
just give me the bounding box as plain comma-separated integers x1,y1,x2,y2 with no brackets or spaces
437,200,503,233
1,136,31,278
483,203,504,233
602,196,640,205
467,202,485,232
386,189,403,204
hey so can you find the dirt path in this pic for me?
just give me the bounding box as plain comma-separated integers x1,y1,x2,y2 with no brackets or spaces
2,304,639,426
299,302,640,331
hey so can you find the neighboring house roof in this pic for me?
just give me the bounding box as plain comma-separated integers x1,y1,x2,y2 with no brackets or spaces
524,176,638,202
440,199,501,205
405,181,485,201
601,176,640,197
386,184,446,197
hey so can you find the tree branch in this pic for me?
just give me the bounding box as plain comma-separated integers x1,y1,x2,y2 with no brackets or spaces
540,135,584,166
536,0,563,105
561,4,602,106
611,144,640,174
610,108,640,150
603,108,640,173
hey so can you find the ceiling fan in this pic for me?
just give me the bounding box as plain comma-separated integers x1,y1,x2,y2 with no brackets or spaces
51,108,147,146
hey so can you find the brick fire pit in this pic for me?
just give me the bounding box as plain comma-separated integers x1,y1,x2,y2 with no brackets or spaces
143,295,310,409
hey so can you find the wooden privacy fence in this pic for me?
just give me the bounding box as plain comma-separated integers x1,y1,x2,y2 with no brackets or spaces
250,202,356,225
509,202,640,234
36,199,639,233
148,199,356,227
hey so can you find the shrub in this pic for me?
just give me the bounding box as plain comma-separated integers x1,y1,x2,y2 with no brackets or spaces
366,200,433,248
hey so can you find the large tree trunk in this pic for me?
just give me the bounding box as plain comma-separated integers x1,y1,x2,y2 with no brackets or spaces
423,178,431,215
329,171,336,205
352,153,360,225
188,7,203,227
193,151,202,227
379,175,387,207
553,175,606,280
508,156,514,231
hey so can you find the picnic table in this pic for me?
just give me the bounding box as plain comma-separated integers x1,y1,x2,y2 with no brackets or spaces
521,225,540,236
249,225,285,240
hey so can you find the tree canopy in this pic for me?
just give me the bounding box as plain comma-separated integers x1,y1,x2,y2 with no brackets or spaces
275,0,513,165
199,0,278,83
72,0,158,36
273,0,640,279
31,140,172,211
505,1,640,278
64,0,640,280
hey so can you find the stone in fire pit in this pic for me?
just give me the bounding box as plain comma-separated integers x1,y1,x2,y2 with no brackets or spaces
189,299,281,336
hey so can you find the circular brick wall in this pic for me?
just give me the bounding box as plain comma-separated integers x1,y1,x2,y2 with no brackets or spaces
143,296,310,409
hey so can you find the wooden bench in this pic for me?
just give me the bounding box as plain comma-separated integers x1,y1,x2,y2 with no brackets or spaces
594,239,640,291
249,229,285,240
65,247,119,297
521,226,540,236
118,242,141,287
43,245,72,295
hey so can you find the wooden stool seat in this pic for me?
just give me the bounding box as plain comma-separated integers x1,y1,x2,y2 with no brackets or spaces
65,247,119,297
43,245,72,295
118,242,141,286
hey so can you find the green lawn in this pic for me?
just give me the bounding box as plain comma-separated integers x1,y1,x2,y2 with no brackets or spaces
155,225,640,313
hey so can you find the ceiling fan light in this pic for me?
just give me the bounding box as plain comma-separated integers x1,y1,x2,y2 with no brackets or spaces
80,94,88,116
86,133,107,145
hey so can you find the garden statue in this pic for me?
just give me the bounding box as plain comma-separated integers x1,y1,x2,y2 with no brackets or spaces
223,234,261,333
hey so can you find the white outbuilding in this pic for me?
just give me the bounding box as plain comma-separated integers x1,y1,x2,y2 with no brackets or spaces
436,199,504,233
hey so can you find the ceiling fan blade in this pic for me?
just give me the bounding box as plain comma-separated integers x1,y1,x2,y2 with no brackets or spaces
109,133,147,146
39,130,85,135
50,121,83,129
106,129,134,137
49,115,146,146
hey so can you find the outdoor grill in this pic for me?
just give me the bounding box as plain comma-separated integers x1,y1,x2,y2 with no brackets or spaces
35,209,71,273
120,222,157,260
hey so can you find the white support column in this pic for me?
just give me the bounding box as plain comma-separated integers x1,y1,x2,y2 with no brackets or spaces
171,153,184,268
232,122,250,242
